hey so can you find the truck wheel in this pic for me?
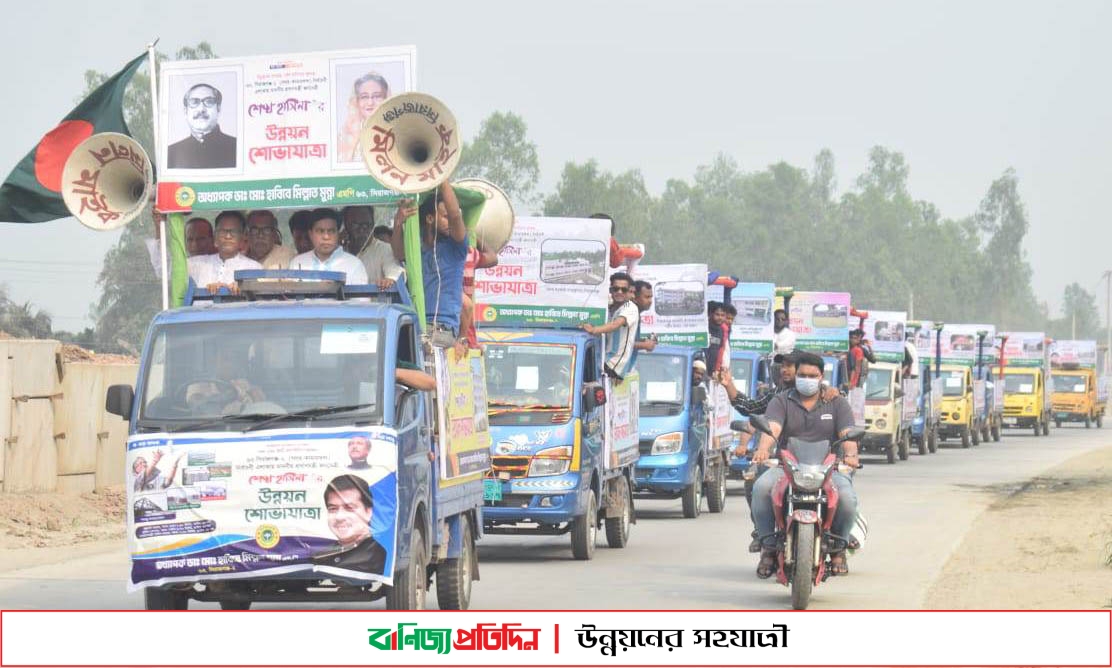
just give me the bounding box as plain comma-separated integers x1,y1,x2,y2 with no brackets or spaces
1055,419,1062,429
706,461,727,513
898,431,909,461
570,490,598,560
928,427,938,453
971,425,980,446
145,587,189,610
1098,414,1104,429
1085,415,1092,429
387,527,428,610
960,426,971,448
436,516,474,610
604,477,632,549
991,423,1001,442
981,424,990,443
219,600,251,610
681,467,703,518
1042,419,1050,435
886,441,896,464
917,433,927,456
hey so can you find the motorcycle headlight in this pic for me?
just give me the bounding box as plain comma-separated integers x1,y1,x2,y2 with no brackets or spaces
650,432,683,455
793,465,827,492
528,446,572,477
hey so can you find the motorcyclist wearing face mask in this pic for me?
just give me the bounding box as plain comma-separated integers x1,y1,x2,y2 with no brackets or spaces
748,352,860,578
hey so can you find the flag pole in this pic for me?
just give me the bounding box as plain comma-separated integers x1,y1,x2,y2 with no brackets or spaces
147,39,168,311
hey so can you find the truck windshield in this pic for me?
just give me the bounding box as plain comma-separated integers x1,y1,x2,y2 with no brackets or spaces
730,358,754,397
1004,373,1036,394
484,343,575,411
942,370,966,396
137,319,384,431
638,354,687,416
864,368,893,400
1052,374,1087,393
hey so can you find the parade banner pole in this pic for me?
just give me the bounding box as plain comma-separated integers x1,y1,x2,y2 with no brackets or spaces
404,209,425,333
146,38,168,311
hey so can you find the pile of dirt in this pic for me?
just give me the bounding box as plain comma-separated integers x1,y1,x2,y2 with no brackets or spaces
925,446,1112,609
0,485,126,550
60,343,136,364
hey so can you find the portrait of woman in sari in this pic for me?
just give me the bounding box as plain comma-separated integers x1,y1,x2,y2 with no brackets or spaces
337,71,391,163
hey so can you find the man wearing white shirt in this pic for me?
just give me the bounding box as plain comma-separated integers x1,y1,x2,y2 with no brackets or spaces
245,209,295,270
343,205,402,289
188,211,262,293
289,208,368,285
145,216,215,278
773,308,796,355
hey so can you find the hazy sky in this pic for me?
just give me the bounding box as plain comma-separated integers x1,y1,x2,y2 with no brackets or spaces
2,0,1110,331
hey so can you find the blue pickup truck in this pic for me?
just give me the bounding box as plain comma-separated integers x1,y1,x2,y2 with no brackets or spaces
478,327,638,559
106,271,485,610
633,346,733,518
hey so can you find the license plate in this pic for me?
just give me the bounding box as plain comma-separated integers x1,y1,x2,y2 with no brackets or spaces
483,479,503,502
1003,417,1017,425
1057,412,1069,419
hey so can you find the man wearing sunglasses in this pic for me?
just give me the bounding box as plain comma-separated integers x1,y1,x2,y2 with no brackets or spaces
582,272,641,380
168,82,238,169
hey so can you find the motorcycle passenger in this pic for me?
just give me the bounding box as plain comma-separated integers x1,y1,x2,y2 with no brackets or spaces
749,351,860,578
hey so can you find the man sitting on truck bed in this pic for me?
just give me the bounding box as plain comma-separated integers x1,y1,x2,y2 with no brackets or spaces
289,208,369,286
582,272,640,380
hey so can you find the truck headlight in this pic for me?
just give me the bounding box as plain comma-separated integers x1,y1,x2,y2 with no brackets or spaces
528,446,572,477
875,418,887,430
651,432,683,455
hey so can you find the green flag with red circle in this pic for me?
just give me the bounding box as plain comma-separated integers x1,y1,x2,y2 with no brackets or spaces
0,53,146,223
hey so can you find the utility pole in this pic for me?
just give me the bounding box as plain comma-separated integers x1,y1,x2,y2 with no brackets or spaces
1104,270,1111,374
909,291,914,320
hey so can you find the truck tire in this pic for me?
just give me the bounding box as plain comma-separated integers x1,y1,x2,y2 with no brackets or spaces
1055,419,1062,429
886,440,896,464
960,426,971,448
981,424,990,443
681,467,703,519
570,490,598,560
436,516,474,610
898,431,909,461
917,433,927,456
1042,419,1050,435
219,600,251,610
928,427,938,453
791,523,816,611
604,477,632,549
971,424,980,446
1085,415,1092,429
145,587,188,610
991,423,1001,442
1098,414,1104,429
387,527,428,610
706,460,727,513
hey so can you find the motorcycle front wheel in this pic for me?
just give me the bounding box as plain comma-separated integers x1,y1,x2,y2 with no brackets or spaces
791,523,816,610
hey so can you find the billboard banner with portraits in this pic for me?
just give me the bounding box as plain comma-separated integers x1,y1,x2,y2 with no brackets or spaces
999,331,1048,367
937,324,996,366
155,46,416,211
474,217,610,328
633,263,709,347
126,426,398,590
789,291,852,353
861,310,907,362
1049,339,1098,368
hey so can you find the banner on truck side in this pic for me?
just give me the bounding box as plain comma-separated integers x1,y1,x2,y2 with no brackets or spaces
901,378,919,422
156,46,417,211
849,387,866,427
126,426,398,590
475,217,610,328
729,282,776,353
998,331,1048,367
708,382,733,451
937,324,995,365
433,347,492,485
1049,339,1098,368
911,320,935,361
604,372,640,469
635,263,709,347
789,291,851,352
862,310,907,363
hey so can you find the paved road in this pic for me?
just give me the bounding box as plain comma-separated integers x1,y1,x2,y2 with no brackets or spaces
1,425,1107,610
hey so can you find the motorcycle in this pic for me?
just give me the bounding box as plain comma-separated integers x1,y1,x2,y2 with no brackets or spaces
737,417,865,610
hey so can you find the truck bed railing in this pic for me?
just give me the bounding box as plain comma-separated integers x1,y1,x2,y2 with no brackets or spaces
184,270,414,307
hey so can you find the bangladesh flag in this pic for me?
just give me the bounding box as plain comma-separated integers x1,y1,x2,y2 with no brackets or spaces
0,52,145,223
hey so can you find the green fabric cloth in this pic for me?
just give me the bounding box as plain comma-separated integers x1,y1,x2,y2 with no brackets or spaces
167,213,189,308
0,53,146,223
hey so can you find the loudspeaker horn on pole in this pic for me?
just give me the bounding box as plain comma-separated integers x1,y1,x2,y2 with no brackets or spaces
358,92,461,194
61,132,152,231
453,178,515,252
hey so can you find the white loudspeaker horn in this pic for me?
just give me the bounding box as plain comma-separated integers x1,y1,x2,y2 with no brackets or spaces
359,92,461,194
453,178,516,252
61,132,152,231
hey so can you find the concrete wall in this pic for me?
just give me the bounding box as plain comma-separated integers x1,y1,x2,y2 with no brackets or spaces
0,340,138,494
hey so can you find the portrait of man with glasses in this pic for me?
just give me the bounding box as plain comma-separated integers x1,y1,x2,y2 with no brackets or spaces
168,81,238,169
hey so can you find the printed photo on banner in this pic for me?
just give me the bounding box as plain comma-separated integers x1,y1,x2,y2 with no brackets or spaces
163,68,242,172
330,57,411,167
632,264,708,347
539,239,606,285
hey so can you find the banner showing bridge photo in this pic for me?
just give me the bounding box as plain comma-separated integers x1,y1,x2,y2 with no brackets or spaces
634,264,709,347
862,310,907,363
155,46,416,211
475,217,610,328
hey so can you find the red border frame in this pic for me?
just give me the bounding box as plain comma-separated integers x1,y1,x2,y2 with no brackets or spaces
2,609,1109,668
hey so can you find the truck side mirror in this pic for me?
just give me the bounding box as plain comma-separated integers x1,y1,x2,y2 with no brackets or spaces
582,383,606,411
691,385,707,405
894,387,904,399
106,384,134,421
